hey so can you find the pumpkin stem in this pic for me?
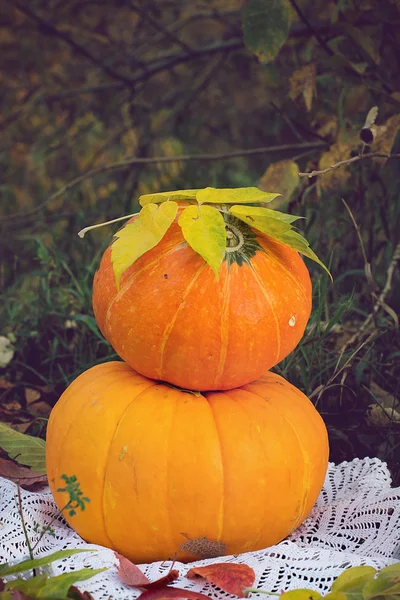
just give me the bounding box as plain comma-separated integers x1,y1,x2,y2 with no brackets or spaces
78,212,139,238
225,223,245,252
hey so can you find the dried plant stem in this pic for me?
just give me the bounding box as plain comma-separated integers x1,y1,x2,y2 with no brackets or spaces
299,152,400,178
334,240,400,373
17,485,34,562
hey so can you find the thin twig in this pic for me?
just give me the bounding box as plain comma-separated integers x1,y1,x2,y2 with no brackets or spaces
130,2,192,53
8,0,135,89
0,141,326,223
334,240,400,373
288,0,334,57
341,198,377,292
17,485,34,562
299,152,400,177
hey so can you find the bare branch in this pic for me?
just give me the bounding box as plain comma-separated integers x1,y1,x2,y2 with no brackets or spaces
8,0,135,89
288,0,334,57
299,152,400,178
0,141,326,223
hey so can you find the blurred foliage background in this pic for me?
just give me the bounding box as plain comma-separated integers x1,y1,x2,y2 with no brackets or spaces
0,0,399,482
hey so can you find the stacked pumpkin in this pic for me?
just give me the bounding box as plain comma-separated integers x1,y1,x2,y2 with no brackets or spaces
46,187,329,564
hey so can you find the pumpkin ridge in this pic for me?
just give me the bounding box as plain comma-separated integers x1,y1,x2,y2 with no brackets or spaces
257,238,311,309
205,393,226,545
241,384,308,536
264,388,315,529
158,260,208,379
105,240,185,332
214,268,231,388
247,263,281,363
54,368,137,548
101,379,159,552
231,389,272,548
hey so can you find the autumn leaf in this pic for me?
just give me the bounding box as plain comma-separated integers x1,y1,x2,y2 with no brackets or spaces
116,553,179,590
316,143,352,194
137,587,210,600
186,563,255,597
0,423,46,474
111,201,178,289
178,205,226,278
372,114,400,155
331,565,376,595
229,205,331,277
139,190,200,207
116,553,150,587
259,160,300,208
280,590,322,600
289,63,317,112
243,0,291,64
0,457,48,490
196,187,280,205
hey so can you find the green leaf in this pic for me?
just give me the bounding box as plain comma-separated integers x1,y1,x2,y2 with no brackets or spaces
6,569,105,599
111,201,178,289
0,550,95,577
196,187,280,205
139,189,200,206
280,590,322,600
0,423,46,474
178,205,226,279
229,205,302,224
323,593,348,600
229,205,331,279
242,0,291,64
379,564,400,578
363,571,400,600
331,566,376,599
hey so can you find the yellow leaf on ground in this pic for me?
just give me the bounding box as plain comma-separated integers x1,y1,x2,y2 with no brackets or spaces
289,63,317,111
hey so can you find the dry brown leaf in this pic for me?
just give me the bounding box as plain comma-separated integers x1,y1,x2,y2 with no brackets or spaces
25,388,41,405
317,143,352,194
0,457,48,489
259,159,299,209
289,63,317,112
372,114,400,155
366,382,400,427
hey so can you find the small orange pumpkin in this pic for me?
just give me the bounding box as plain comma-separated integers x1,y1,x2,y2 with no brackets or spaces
46,361,329,564
93,210,312,391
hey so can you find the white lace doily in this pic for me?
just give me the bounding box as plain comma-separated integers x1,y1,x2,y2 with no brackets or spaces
1,458,400,599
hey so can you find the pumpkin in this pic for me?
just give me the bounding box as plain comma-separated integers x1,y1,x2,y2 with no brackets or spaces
92,210,312,391
46,361,329,564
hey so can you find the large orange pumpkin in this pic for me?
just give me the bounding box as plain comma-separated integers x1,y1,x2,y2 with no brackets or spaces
46,361,329,564
93,210,312,391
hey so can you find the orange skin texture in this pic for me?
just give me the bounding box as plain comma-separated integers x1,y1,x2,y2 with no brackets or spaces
46,361,329,564
92,215,312,391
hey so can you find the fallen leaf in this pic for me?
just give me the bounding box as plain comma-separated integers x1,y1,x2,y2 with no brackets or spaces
365,382,400,427
0,379,14,390
116,553,150,587
138,586,210,600
179,537,227,560
68,585,96,600
0,457,48,489
143,571,180,590
24,388,41,405
186,563,255,597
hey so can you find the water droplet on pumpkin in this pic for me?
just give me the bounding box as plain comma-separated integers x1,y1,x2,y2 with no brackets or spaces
289,315,296,327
